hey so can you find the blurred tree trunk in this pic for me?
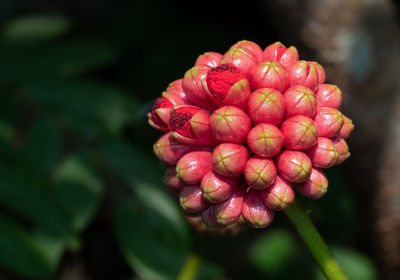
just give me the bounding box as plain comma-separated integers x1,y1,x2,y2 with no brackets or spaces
264,0,400,279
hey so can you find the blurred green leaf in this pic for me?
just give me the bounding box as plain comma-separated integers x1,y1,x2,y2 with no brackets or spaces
23,79,140,137
133,183,189,247
249,229,297,275
51,155,104,233
0,120,16,159
33,41,116,76
100,140,163,185
24,116,63,175
114,198,189,280
0,163,73,242
0,41,115,82
0,214,52,279
1,15,70,42
197,261,224,280
314,246,377,280
31,228,67,272
0,119,13,142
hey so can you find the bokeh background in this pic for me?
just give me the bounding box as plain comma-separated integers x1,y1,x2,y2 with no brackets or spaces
1,0,400,279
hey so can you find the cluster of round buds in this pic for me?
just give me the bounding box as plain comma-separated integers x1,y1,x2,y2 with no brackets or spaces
149,40,354,233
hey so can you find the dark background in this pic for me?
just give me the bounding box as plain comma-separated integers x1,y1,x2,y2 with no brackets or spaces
0,0,399,279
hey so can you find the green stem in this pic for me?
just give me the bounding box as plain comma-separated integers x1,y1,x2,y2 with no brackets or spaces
177,255,201,280
284,199,348,280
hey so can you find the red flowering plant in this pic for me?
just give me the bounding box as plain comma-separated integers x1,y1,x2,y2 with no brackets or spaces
149,40,354,279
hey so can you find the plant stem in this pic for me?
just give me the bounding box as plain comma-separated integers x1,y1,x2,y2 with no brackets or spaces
177,254,201,280
284,199,348,280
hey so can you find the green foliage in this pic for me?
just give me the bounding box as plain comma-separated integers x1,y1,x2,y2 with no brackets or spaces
1,15,70,43
249,229,297,275
315,247,378,280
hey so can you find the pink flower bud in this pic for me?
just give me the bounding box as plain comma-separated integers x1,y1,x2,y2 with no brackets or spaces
280,116,318,150
308,61,326,84
262,42,299,68
332,137,350,165
169,105,216,145
305,137,339,168
313,107,344,138
161,91,186,107
153,133,210,165
180,185,209,213
163,166,184,194
205,63,251,109
244,156,277,190
249,61,289,92
339,115,355,139
212,143,249,177
296,168,328,199
260,175,295,211
201,206,225,229
247,123,284,157
176,151,213,185
275,150,312,183
182,64,216,110
148,97,174,132
200,170,238,203
214,187,245,225
195,52,223,68
248,88,284,126
287,60,319,92
221,47,259,75
210,106,251,143
166,79,189,103
230,40,263,62
316,84,342,109
242,189,275,228
283,85,317,118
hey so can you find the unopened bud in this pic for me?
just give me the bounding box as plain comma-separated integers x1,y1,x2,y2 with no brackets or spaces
275,150,312,183
260,175,295,211
210,106,251,143
332,137,350,165
313,107,344,138
296,168,328,199
305,137,339,168
153,133,211,165
308,61,326,84
283,85,317,118
262,42,299,68
176,151,213,185
221,47,259,74
316,84,342,109
180,185,209,213
163,166,185,194
287,60,319,92
182,64,216,110
248,88,284,126
212,143,249,177
244,156,277,190
247,123,284,157
231,40,263,62
280,116,318,150
249,61,289,92
200,170,238,203
242,189,275,228
339,115,354,139
214,187,245,225
195,52,223,68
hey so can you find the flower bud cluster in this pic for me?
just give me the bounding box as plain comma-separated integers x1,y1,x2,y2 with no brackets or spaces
149,40,354,232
